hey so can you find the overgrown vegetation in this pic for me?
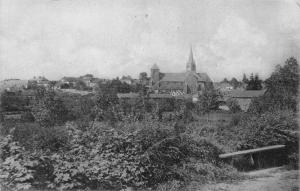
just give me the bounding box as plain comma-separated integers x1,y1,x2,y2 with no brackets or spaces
0,57,299,190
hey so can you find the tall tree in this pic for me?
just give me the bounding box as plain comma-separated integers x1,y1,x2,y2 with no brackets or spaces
31,87,68,127
93,84,118,125
222,78,229,83
264,57,299,111
242,73,249,84
196,89,220,115
249,57,299,113
230,77,240,89
254,74,263,90
139,72,149,86
246,73,262,90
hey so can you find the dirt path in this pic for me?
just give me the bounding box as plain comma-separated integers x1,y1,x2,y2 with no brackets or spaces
200,167,299,191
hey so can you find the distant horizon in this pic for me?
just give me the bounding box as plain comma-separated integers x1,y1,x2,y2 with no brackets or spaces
1,0,299,82
0,54,297,82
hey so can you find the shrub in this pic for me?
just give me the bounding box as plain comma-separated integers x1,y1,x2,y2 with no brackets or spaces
0,136,38,190
31,88,69,127
237,110,298,149
0,120,239,190
229,112,243,126
226,98,241,113
183,161,242,184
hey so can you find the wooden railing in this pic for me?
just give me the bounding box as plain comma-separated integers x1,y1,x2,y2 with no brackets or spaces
219,145,286,159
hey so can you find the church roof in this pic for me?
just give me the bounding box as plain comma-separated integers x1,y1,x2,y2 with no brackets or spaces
159,72,211,82
158,82,184,90
151,72,211,91
160,73,186,82
196,73,212,82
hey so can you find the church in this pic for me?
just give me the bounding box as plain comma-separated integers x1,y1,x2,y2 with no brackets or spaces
150,48,212,96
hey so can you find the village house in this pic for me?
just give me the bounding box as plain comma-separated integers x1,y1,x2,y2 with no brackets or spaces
120,75,134,85
213,82,234,92
28,76,50,88
150,48,212,97
228,89,267,111
80,74,105,88
0,79,28,92
55,77,79,89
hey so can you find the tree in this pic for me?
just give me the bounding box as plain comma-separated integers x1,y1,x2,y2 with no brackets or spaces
0,91,28,112
93,85,119,126
264,57,299,111
242,73,249,84
111,79,131,93
74,80,89,91
139,72,149,85
196,89,220,115
31,87,68,127
226,98,241,113
222,78,229,83
248,57,299,113
230,77,240,89
254,74,263,90
246,73,262,90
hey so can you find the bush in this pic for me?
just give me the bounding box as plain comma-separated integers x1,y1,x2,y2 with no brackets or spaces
31,87,69,127
226,98,241,113
227,110,298,169
237,110,298,149
0,121,234,190
184,161,242,184
229,112,243,126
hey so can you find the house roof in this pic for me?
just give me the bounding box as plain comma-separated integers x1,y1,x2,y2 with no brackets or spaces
57,89,93,96
0,79,28,92
213,82,233,89
149,93,192,99
32,76,48,81
61,77,80,82
116,93,192,100
229,89,266,98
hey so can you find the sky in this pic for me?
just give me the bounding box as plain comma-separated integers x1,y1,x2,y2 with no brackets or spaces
0,0,300,81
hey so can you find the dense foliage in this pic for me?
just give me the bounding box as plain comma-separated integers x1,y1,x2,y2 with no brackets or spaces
0,57,298,190
246,73,263,90
249,57,299,113
31,87,69,127
0,121,232,190
0,90,29,112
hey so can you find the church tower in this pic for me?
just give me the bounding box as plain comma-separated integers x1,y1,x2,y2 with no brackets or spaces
186,47,196,72
151,63,160,85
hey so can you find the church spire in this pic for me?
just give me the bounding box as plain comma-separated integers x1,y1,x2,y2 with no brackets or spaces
186,47,196,72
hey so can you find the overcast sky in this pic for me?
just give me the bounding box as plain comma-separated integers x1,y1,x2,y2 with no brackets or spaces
0,0,300,81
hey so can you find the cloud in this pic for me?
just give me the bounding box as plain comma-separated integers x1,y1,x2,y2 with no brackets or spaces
197,13,269,81
0,0,299,81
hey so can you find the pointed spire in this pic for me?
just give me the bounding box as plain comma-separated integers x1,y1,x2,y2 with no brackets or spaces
188,46,194,64
186,46,196,72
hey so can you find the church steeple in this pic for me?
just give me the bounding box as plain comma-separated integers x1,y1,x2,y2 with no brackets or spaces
186,47,196,72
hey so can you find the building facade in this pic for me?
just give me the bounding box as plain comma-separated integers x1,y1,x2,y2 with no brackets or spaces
150,48,212,96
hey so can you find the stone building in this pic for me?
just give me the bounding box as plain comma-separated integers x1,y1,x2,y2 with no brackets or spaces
150,48,212,96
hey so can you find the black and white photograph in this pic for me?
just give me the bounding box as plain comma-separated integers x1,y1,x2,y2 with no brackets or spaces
0,0,299,190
